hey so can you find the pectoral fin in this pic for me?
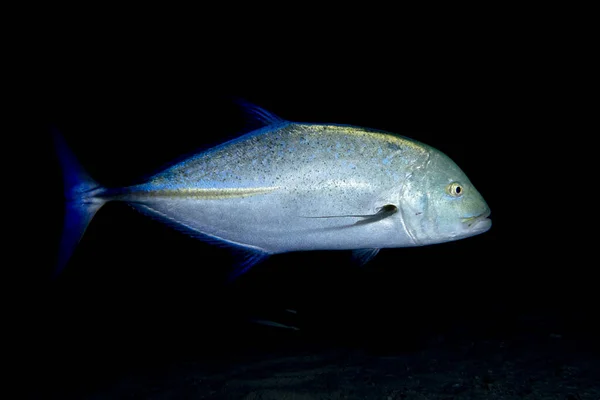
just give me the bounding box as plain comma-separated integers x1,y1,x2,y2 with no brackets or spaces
302,204,398,226
354,204,397,226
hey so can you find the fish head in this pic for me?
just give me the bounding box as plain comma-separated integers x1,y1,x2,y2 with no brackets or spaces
400,149,491,246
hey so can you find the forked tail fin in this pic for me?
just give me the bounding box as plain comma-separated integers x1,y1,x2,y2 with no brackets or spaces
52,129,107,275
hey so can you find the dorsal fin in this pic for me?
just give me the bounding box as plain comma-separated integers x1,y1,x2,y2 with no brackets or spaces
233,98,287,129
137,99,289,184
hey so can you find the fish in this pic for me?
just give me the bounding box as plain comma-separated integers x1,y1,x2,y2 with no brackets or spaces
53,100,491,279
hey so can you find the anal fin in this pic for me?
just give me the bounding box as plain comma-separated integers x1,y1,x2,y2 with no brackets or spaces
228,250,270,282
351,248,381,266
129,203,270,281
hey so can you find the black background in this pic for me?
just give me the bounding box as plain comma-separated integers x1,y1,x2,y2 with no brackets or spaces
19,19,594,398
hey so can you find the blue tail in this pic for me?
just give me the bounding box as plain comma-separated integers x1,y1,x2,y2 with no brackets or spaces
52,129,107,275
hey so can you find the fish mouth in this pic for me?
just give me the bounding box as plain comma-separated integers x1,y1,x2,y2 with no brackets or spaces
462,209,492,231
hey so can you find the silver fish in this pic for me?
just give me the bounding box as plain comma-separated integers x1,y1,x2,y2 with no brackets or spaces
54,101,491,279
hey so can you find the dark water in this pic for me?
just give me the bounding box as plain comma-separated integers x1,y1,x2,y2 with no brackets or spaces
22,63,595,398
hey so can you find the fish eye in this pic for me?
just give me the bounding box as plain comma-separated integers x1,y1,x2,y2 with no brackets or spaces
446,182,463,197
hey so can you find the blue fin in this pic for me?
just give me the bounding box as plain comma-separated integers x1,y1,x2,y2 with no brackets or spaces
129,203,270,281
228,250,270,282
52,129,107,276
351,248,380,266
233,98,287,129
138,99,289,184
